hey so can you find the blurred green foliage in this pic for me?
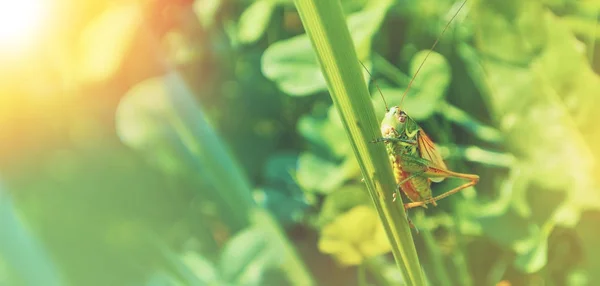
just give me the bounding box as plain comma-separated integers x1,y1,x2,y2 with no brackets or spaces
3,0,600,285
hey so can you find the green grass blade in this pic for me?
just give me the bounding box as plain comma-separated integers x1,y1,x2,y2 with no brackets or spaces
0,191,65,286
117,73,314,285
292,0,425,284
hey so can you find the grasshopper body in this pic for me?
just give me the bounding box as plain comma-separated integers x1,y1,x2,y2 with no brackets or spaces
369,0,478,209
375,106,478,209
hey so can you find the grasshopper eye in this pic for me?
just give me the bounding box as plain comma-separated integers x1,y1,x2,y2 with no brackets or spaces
398,110,406,123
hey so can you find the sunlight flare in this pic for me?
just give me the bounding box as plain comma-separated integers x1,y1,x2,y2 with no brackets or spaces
0,0,46,49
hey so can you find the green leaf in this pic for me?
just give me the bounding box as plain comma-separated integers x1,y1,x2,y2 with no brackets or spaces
437,102,504,144
575,211,600,284
296,153,357,194
181,252,219,284
156,242,211,286
255,187,306,226
238,0,277,44
470,1,546,65
263,152,299,189
476,210,538,252
262,0,393,96
461,5,600,280
262,34,327,96
219,226,281,285
296,105,361,194
297,105,352,158
258,153,308,226
513,235,547,273
471,205,550,273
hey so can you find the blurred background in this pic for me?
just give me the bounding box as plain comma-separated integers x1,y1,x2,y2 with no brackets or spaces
1,0,600,285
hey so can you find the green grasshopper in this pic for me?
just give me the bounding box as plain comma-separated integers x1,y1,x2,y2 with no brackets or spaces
368,0,479,210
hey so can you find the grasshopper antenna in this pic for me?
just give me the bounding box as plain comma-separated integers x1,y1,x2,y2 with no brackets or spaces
359,60,389,112
399,0,468,109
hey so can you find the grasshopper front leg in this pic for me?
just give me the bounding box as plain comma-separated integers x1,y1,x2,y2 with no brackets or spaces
393,173,424,232
392,172,424,202
371,137,417,144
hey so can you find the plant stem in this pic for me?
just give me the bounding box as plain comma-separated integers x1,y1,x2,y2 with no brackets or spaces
292,0,425,284
161,73,315,285
415,210,452,286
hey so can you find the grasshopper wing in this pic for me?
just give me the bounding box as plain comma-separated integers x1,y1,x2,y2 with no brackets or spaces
418,129,447,182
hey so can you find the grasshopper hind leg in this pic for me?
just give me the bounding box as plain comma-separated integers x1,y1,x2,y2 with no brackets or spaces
404,173,479,209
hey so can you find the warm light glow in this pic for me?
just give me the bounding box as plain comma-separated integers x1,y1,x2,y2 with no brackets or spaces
0,0,45,49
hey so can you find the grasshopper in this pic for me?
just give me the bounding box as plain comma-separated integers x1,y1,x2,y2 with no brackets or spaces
368,0,479,210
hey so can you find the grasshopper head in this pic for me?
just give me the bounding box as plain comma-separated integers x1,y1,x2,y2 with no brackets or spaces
380,106,418,138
